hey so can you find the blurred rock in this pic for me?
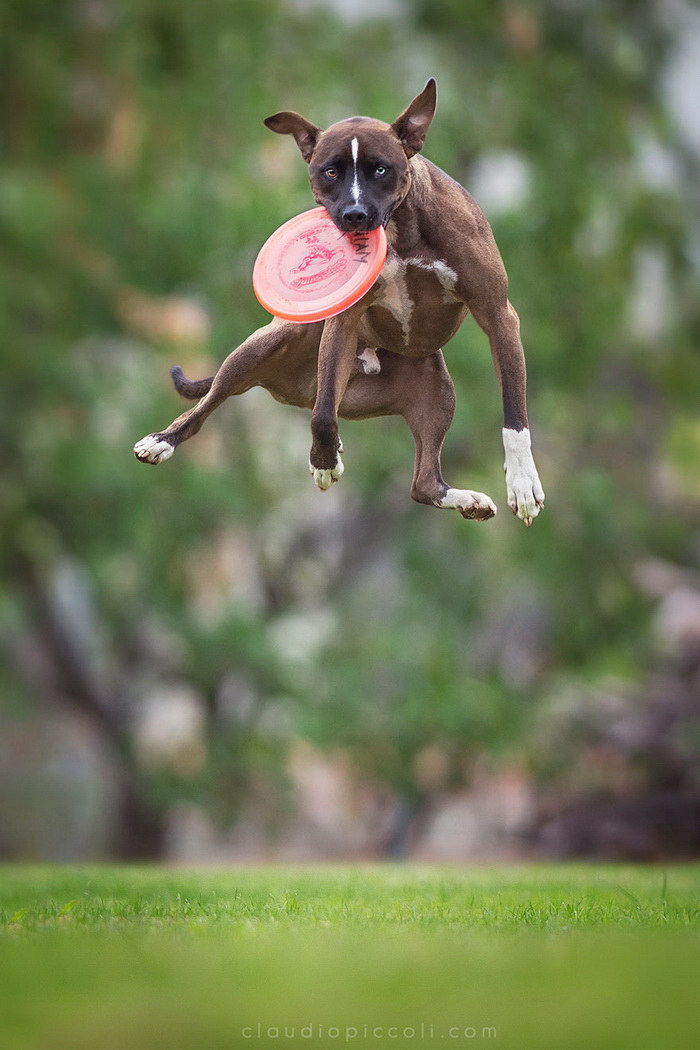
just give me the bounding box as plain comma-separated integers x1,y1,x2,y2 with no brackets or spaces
133,683,207,776
412,744,451,793
0,713,118,860
164,802,222,863
530,564,700,858
653,587,700,655
284,739,399,857
216,672,257,726
412,767,534,861
536,794,700,861
268,609,336,665
634,557,697,599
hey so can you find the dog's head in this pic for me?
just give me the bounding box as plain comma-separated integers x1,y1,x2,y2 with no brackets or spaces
264,79,437,233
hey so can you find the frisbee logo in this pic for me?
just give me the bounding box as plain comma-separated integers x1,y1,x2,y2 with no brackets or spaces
284,227,347,291
350,231,371,264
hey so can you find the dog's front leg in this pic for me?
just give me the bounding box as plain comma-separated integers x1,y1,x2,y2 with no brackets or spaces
452,221,544,526
470,298,545,527
309,310,360,490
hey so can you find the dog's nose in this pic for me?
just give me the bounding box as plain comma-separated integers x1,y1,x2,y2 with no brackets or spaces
342,206,369,228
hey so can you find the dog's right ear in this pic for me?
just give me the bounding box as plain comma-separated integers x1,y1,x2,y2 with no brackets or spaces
263,111,322,163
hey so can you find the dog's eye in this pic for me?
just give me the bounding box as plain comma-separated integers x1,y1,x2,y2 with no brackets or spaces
324,168,338,179
375,165,387,177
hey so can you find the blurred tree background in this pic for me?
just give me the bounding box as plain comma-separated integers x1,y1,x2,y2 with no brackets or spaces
1,0,699,861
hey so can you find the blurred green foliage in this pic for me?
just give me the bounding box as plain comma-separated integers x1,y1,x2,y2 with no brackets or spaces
1,0,698,855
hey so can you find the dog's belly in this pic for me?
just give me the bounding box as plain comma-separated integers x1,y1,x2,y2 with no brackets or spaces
361,254,468,356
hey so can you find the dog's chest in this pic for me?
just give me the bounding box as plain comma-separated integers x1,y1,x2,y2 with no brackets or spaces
364,253,463,352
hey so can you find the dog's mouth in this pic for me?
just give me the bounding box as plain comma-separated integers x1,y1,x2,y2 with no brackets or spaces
317,197,397,235
326,205,387,236
333,219,396,236
332,218,382,235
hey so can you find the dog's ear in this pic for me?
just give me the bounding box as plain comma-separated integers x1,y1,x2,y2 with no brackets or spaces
263,111,322,163
390,78,437,158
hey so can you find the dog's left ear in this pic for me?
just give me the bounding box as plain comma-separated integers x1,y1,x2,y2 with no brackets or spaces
390,78,437,158
263,111,322,163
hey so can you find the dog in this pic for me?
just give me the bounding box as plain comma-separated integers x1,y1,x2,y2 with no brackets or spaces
134,79,545,526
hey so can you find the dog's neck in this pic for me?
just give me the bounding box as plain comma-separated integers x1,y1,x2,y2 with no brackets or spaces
385,155,431,255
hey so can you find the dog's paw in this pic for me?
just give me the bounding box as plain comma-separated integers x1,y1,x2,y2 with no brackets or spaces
133,433,175,465
438,488,497,521
503,428,545,527
506,472,545,527
309,451,344,491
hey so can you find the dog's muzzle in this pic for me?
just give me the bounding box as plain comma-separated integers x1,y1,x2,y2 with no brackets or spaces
332,205,380,234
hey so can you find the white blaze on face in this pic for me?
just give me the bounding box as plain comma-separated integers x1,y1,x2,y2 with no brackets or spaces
351,137,361,205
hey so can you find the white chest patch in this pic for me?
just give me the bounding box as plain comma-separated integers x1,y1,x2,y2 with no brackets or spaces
406,257,459,301
374,255,413,342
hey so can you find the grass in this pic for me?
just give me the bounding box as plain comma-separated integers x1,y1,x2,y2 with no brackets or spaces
1,864,699,1049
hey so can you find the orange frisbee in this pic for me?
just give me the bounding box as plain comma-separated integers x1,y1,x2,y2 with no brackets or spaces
253,207,387,324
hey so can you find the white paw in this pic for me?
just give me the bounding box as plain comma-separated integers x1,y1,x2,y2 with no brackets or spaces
506,472,545,527
503,428,545,527
133,434,175,465
309,452,344,491
438,488,497,521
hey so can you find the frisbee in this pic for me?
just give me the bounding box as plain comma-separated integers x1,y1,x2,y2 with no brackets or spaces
253,207,387,323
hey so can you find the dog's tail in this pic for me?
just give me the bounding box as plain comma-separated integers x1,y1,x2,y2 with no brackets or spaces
170,366,214,400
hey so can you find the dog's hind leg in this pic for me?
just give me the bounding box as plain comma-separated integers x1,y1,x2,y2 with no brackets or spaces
401,352,496,521
134,320,292,464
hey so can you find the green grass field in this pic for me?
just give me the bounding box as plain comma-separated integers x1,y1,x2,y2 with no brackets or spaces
1,865,699,1049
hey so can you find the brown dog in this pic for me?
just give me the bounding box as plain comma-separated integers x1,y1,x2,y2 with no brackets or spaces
134,80,545,526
